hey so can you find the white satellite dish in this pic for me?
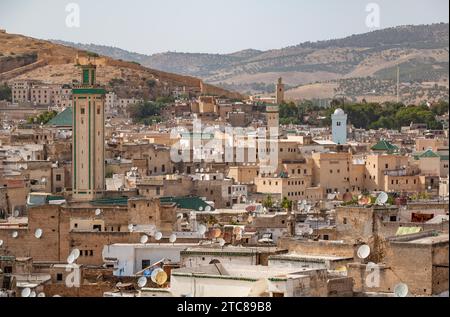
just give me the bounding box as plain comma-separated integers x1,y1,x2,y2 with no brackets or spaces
357,245,371,259
128,224,134,232
30,291,36,297
205,206,211,212
198,206,203,211
140,235,149,244
169,234,177,243
0,240,3,247
12,231,18,238
21,288,31,298
307,228,314,235
376,192,389,205
154,232,163,241
198,224,207,235
13,210,20,217
95,208,102,216
67,253,76,264
236,234,242,241
394,283,409,297
137,276,147,288
218,238,226,247
34,228,43,239
71,248,80,260
195,169,199,173
37,292,46,297
176,213,184,221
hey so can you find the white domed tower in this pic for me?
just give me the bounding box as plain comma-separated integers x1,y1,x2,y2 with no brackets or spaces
331,108,347,145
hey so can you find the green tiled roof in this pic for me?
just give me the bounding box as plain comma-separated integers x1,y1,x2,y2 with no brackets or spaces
371,140,399,152
46,107,73,127
419,149,440,158
160,196,214,211
90,197,129,206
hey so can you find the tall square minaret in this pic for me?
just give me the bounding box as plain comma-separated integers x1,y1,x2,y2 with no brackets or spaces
331,108,347,145
72,64,105,201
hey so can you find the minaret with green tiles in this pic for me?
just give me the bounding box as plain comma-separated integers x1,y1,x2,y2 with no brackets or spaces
72,63,106,201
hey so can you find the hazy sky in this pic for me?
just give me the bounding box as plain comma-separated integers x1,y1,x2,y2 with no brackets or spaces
0,0,448,55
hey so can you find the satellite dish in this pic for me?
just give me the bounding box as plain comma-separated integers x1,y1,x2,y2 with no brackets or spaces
198,224,207,235
67,253,76,264
198,206,203,211
140,235,149,244
176,213,184,221
137,276,147,288
13,210,20,217
335,265,347,272
357,245,371,259
34,228,43,239
71,248,80,260
343,192,353,203
307,228,314,235
358,196,370,206
0,240,3,247
376,192,389,205
30,291,36,297
95,209,102,216
233,226,242,235
195,169,199,173
169,234,177,243
154,232,163,241
37,292,46,297
213,228,222,239
12,231,18,238
128,224,134,232
218,238,226,247
236,234,242,241
200,168,204,173
394,283,409,297
151,268,168,285
205,206,211,212
232,216,238,223
21,288,31,298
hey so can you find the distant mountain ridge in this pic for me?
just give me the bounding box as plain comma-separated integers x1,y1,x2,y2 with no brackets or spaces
52,23,449,100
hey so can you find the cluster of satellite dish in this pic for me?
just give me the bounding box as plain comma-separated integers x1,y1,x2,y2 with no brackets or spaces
137,267,168,287
357,192,389,207
140,231,163,244
21,287,45,298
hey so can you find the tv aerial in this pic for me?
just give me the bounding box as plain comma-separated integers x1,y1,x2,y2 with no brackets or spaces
34,228,43,239
357,244,371,259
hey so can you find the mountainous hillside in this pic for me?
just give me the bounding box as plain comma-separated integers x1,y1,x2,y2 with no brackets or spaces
0,31,242,100
52,23,449,102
